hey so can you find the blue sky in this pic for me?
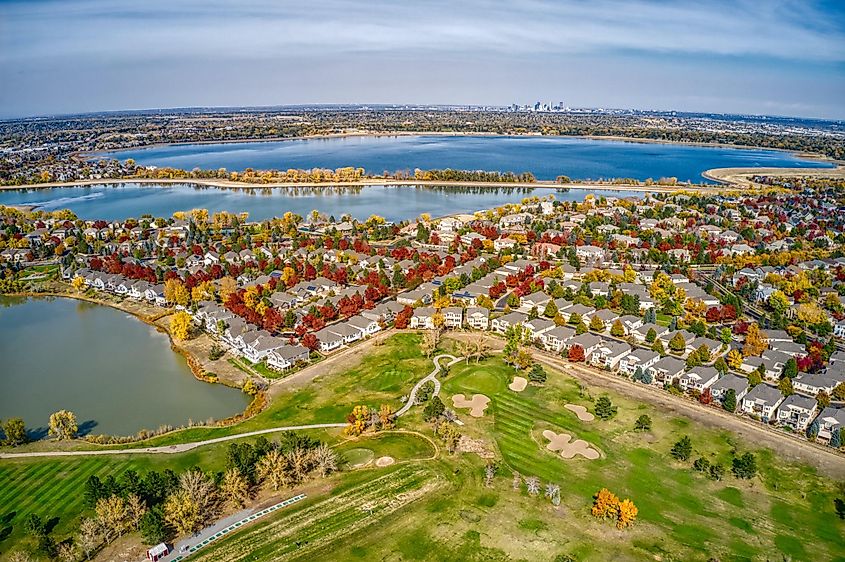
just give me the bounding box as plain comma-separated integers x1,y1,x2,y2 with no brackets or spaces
1,0,843,119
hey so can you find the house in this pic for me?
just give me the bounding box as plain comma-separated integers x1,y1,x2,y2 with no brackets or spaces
397,288,433,306
589,340,631,371
775,394,818,431
410,307,436,330
347,315,381,337
815,407,845,443
632,323,669,344
679,367,719,392
576,245,604,262
741,384,784,422
520,291,551,313
565,333,603,358
591,308,619,329
617,315,644,335
709,374,749,402
328,322,363,344
559,303,595,323
518,316,551,339
144,284,166,306
314,327,344,353
491,311,528,334
539,325,575,353
465,307,490,330
266,344,310,371
619,349,660,378
442,307,463,329
648,356,686,386
793,372,845,395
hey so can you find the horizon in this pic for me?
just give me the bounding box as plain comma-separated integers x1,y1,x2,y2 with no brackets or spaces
1,0,844,120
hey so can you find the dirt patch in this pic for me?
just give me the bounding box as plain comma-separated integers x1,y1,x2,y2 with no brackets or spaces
564,403,594,422
375,456,395,467
457,435,496,459
452,393,491,417
542,429,600,460
508,376,528,392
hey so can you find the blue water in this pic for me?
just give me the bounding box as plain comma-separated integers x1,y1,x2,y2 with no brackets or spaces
98,135,832,183
0,183,628,222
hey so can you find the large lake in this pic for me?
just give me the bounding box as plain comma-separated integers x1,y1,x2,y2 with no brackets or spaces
1,184,633,222
0,296,249,437
98,135,832,183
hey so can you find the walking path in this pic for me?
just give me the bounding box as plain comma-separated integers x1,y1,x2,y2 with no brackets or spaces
163,494,307,562
0,423,346,459
396,354,460,417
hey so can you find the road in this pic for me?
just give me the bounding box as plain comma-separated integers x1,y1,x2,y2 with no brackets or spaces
395,354,460,417
0,423,346,459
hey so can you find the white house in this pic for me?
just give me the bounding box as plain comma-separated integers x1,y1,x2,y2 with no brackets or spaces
619,349,660,378
410,307,436,330
741,384,784,422
465,307,490,330
775,394,818,432
679,366,719,392
491,311,528,334
589,340,631,371
442,307,464,329
815,407,845,443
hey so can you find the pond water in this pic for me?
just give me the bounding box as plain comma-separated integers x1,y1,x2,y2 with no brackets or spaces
97,134,832,183
0,296,249,437
0,183,637,222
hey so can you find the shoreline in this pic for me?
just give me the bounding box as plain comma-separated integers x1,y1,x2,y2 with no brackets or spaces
0,176,729,194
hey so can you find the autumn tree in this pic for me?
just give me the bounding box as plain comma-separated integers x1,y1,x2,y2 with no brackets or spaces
591,488,620,520
221,469,251,508
669,332,686,354
742,323,767,357
170,311,194,341
616,498,638,529
2,417,28,446
257,449,289,491
164,470,219,535
95,495,127,543
567,344,585,362
164,278,189,307
727,349,743,370
49,409,78,440
589,315,605,332
610,319,625,337
344,405,370,436
72,276,86,291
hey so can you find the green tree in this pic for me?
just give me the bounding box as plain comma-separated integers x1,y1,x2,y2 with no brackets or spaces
722,388,737,412
529,363,547,384
651,339,666,356
594,396,617,420
782,357,798,379
645,327,657,343
575,321,588,335
423,396,445,421
714,356,728,375
543,300,558,318
670,436,693,461
748,370,762,388
778,377,794,397
732,452,757,479
634,415,652,431
140,507,170,545
610,319,625,337
669,332,687,354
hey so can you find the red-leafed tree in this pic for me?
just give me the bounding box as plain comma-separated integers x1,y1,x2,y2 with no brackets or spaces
301,333,319,351
568,345,585,362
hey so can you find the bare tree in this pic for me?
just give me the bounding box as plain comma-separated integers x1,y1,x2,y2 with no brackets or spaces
545,483,561,506
310,443,338,477
421,329,441,357
57,542,79,562
77,517,101,560
125,493,147,531
525,476,541,496
512,471,522,490
484,462,498,488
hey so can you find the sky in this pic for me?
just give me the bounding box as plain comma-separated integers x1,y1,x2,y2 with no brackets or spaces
1,0,844,119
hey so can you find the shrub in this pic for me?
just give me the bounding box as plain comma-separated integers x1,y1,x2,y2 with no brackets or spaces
634,415,652,431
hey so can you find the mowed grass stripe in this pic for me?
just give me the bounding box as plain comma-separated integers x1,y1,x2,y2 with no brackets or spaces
37,459,119,518
0,462,63,507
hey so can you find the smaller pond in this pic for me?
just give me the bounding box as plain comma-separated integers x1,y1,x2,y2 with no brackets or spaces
0,296,249,437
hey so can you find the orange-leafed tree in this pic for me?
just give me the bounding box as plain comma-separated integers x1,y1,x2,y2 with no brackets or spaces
616,498,638,529
591,488,619,520
568,344,586,363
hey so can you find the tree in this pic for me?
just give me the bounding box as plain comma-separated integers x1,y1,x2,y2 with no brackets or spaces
669,332,686,354
378,404,394,429
651,338,666,356
693,457,711,472
77,517,101,560
311,443,338,477
420,329,440,357
616,498,638,529
831,428,842,449
594,396,617,420
257,449,288,491
95,495,127,543
49,409,78,440
165,470,219,535
722,388,737,412
732,452,757,479
591,488,620,520
714,356,728,375
743,323,767,357
567,344,585,362
807,419,820,440
610,319,625,337
670,435,693,461
164,278,189,307
545,483,561,506
645,327,657,343
834,382,845,402
525,476,541,496
423,396,445,421
529,363,547,384
634,415,652,431
344,405,370,436
72,275,86,291
747,370,762,388
575,321,588,335
816,390,831,409
2,417,28,446
543,300,558,318
778,377,794,397
709,463,725,481
782,357,798,379
169,311,194,341
221,469,251,508
727,349,743,370
126,493,147,531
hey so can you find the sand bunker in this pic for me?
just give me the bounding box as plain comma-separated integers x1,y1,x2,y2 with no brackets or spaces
452,394,491,417
564,404,594,422
542,429,600,460
508,376,528,392
375,456,395,467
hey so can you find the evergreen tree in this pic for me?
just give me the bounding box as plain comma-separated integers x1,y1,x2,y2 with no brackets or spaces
670,436,693,461
722,388,737,413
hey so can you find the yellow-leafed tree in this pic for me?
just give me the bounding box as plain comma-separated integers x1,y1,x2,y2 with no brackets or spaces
591,488,620,520
170,311,194,341
617,498,638,529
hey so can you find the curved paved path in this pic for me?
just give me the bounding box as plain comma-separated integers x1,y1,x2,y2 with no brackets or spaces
396,354,461,417
0,423,346,459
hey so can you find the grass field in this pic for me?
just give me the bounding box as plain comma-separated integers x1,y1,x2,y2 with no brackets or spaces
2,333,843,561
